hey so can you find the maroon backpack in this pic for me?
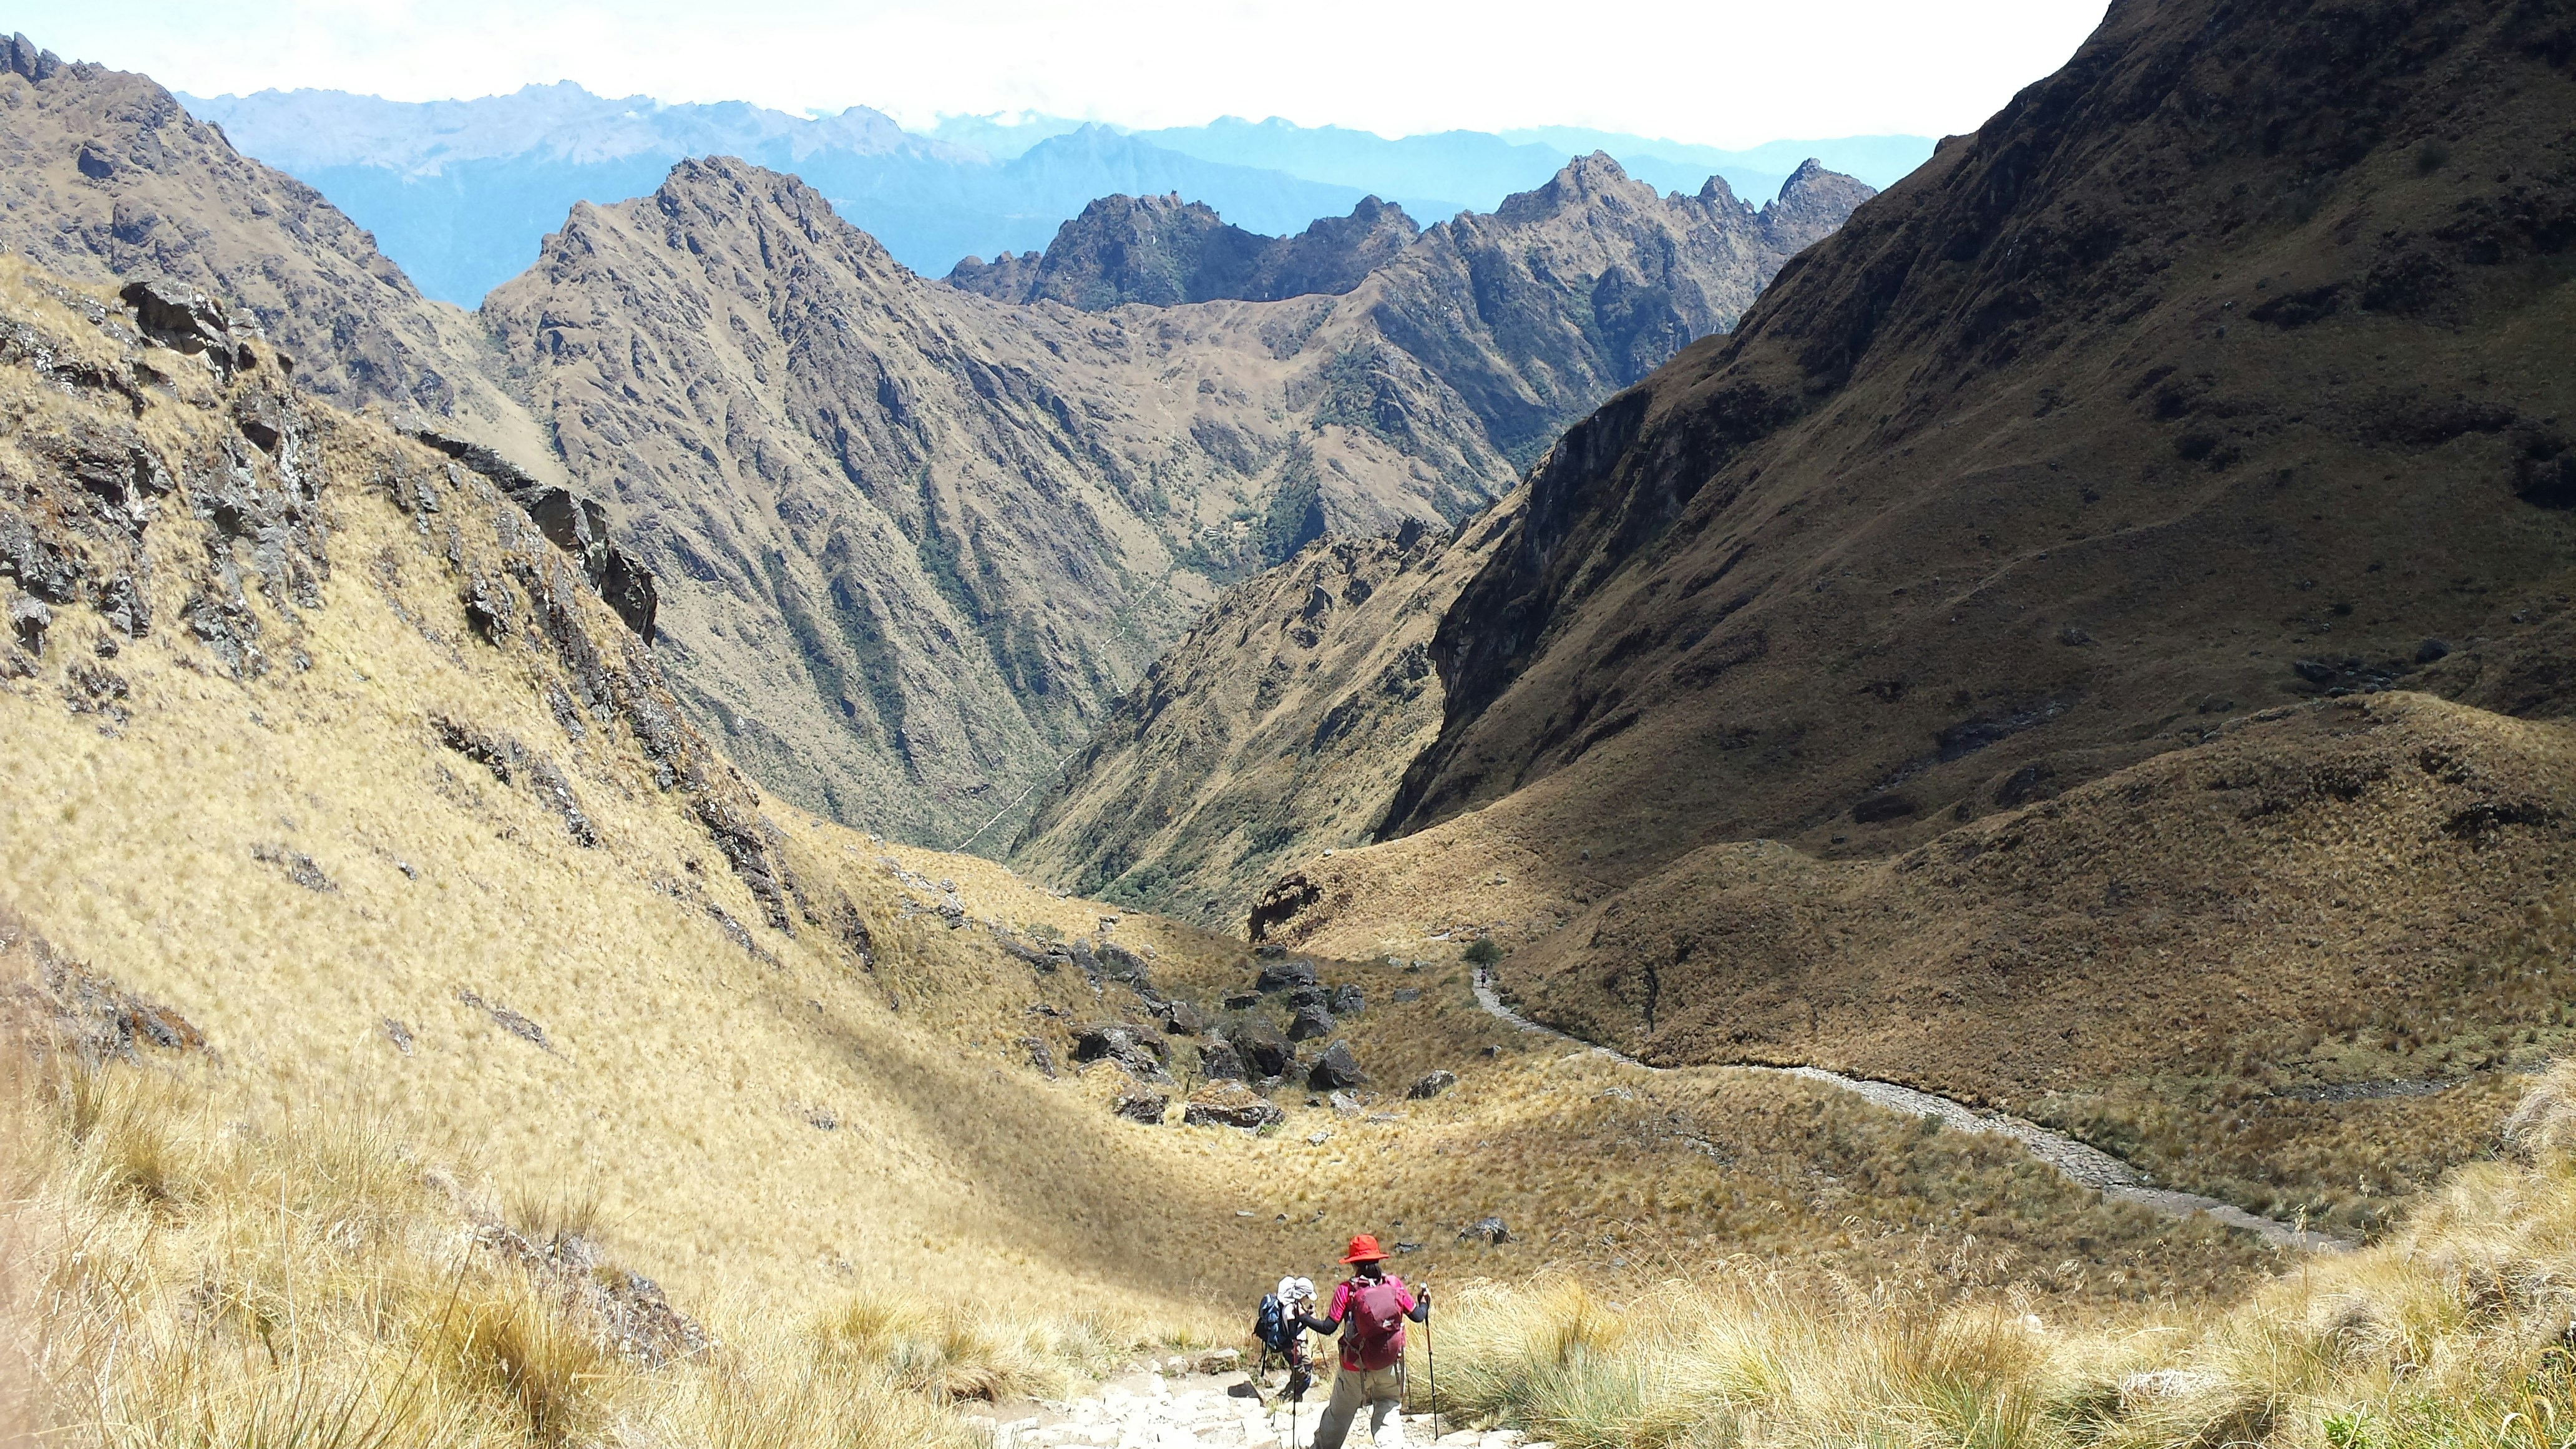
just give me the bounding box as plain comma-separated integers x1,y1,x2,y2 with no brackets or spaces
1342,1276,1410,1370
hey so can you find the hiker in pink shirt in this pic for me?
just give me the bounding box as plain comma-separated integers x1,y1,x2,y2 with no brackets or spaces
1295,1234,1430,1448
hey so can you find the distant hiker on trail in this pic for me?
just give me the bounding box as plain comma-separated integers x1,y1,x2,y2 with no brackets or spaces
1297,1234,1429,1448
1254,1274,1317,1399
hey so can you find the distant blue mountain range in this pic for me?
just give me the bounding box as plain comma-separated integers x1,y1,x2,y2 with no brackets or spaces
179,85,1932,309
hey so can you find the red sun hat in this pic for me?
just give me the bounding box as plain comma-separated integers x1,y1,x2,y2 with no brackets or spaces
1340,1234,1390,1264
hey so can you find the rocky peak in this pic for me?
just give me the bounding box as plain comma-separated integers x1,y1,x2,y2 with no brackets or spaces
944,192,1420,310
2,31,62,82
1759,157,1878,252
1493,152,1652,225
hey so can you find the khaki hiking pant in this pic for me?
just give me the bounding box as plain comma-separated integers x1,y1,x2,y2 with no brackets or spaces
1309,1362,1404,1448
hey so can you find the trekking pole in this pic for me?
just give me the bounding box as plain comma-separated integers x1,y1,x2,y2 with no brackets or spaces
1424,1286,1440,1445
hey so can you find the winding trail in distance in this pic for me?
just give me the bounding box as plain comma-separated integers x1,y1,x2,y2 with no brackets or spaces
1469,968,2356,1254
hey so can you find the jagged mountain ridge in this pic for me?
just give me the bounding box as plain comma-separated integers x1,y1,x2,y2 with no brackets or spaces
945,193,1422,309
477,155,1512,841
484,152,1873,842
0,31,1875,847
1232,0,2576,1196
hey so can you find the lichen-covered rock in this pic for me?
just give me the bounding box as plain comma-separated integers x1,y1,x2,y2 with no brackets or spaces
1407,1070,1458,1100
1112,1085,1169,1125
1183,1080,1283,1130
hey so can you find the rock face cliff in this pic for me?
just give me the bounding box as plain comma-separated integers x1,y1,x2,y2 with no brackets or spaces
479,157,1517,843
946,194,1421,308
485,154,1873,844
1246,0,2576,1153
0,36,662,653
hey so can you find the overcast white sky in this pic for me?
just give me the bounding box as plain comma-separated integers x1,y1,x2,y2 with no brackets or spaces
15,0,2110,145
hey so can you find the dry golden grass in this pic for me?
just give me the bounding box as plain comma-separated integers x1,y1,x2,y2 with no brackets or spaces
1426,1063,2576,1449
0,1032,1007,1448
0,256,2471,1446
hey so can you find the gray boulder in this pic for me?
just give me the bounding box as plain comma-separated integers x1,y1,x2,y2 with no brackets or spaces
1287,1003,1338,1042
1223,1020,1295,1078
1458,1216,1510,1245
1112,1086,1169,1125
1407,1070,1457,1100
120,277,235,358
1332,984,1365,1015
1256,958,1320,993
1199,1038,1246,1081
1072,1023,1169,1081
1183,1080,1283,1129
1308,1040,1367,1090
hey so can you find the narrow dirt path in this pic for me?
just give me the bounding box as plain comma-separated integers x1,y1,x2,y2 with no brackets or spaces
1469,969,2353,1253
967,1362,1536,1448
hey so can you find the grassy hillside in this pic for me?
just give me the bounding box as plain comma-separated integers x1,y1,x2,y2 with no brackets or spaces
0,261,2307,1443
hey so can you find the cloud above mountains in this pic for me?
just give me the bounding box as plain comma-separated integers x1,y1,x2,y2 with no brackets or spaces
29,0,2108,146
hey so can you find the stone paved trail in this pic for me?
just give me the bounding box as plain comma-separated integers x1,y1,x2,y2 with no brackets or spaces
1468,969,2354,1253
965,1362,1544,1448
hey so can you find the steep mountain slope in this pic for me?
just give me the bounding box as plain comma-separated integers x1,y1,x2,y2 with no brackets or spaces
0,261,2262,1385
0,35,540,457
485,154,1870,844
1010,509,1510,925
477,157,1511,844
1246,0,2576,1223
947,193,1420,308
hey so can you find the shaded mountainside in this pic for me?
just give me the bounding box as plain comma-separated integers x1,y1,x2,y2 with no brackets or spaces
485,154,1871,844
945,193,1421,308
1380,0,2576,859
1009,509,1510,927
1241,0,2576,1224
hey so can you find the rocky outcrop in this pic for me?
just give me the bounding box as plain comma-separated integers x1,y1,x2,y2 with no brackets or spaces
0,265,808,962
0,34,534,436
0,931,207,1065
945,193,1420,308
407,427,656,643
